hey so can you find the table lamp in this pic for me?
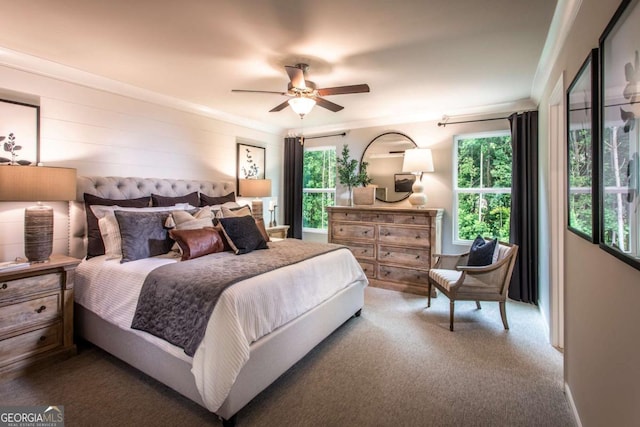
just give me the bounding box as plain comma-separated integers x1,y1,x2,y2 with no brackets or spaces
402,148,434,208
0,166,77,262
238,179,272,221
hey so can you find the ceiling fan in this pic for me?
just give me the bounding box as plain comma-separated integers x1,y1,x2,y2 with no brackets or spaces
232,63,370,117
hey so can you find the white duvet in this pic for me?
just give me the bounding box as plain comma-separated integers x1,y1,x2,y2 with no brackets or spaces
74,243,367,411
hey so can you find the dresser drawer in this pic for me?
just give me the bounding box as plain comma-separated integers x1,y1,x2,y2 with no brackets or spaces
378,264,429,286
336,241,375,260
0,322,62,366
358,261,376,279
361,212,394,223
394,213,429,225
0,294,61,335
330,211,362,222
378,225,430,247
378,245,431,267
331,223,375,241
0,273,61,301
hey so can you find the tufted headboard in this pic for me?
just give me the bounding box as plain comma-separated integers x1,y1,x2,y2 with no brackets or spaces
69,176,235,259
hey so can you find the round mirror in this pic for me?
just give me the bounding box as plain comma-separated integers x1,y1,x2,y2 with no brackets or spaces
361,132,417,203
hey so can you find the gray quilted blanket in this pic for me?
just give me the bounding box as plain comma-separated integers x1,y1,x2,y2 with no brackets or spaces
131,240,346,356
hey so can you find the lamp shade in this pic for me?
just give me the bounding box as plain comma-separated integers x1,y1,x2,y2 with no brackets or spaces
0,166,77,201
238,179,272,198
402,148,434,174
288,97,316,116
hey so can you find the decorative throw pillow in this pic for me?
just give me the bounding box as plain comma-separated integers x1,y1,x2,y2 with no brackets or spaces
114,210,174,263
151,191,199,207
255,219,271,243
169,227,224,261
165,208,214,230
467,235,498,266
84,193,150,258
220,205,252,218
218,216,268,255
200,191,236,207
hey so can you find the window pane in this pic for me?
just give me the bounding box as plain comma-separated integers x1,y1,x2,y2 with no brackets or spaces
303,149,336,189
303,192,335,229
457,193,511,241
457,135,512,189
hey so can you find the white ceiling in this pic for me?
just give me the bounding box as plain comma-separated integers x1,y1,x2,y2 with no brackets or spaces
0,0,559,133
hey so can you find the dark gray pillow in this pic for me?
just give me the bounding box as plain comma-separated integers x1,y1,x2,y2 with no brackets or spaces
200,192,236,207
467,236,497,266
218,215,268,255
151,191,199,207
84,193,151,258
115,210,173,263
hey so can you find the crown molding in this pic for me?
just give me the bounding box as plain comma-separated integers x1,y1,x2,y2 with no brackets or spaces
0,47,283,135
530,0,582,103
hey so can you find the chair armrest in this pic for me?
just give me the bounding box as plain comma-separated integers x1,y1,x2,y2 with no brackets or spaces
456,254,512,274
432,253,468,269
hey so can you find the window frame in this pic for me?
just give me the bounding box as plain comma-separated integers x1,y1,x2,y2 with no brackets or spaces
452,130,512,245
302,145,337,233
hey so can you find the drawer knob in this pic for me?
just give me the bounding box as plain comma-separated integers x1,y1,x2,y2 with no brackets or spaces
385,252,390,256
36,305,47,314
363,230,369,235
0,283,6,290
415,255,420,259
39,336,46,342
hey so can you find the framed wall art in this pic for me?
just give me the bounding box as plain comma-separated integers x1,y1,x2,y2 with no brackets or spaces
236,142,265,185
567,49,599,242
599,0,640,270
0,99,39,165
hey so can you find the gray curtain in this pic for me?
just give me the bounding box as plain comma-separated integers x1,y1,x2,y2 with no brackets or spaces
283,136,304,239
508,111,538,304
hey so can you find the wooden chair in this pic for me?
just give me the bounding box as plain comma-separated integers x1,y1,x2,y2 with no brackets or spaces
427,241,518,331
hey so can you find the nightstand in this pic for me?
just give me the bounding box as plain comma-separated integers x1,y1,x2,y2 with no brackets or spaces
266,225,290,240
0,254,80,380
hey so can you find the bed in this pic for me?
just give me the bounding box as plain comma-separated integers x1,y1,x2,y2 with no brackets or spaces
69,176,367,425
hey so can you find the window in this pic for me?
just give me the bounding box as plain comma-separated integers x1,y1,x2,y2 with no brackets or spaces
303,146,336,231
454,132,512,243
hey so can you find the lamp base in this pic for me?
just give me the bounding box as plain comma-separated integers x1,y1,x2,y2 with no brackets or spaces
24,204,53,263
408,180,427,209
251,199,263,222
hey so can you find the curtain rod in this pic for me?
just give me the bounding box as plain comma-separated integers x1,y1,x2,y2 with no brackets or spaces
304,132,347,140
437,116,509,127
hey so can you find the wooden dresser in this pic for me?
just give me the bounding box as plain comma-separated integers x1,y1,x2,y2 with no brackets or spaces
327,206,443,295
0,255,80,380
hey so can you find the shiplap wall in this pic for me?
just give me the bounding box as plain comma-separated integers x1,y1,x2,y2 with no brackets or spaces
0,65,282,261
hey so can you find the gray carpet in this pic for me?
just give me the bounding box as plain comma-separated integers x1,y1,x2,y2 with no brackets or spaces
0,287,575,426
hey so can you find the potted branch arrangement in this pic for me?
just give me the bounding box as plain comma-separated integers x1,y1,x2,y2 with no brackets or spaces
336,144,374,206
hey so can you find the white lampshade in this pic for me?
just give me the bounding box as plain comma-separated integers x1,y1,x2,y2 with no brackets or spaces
402,148,434,173
288,97,316,117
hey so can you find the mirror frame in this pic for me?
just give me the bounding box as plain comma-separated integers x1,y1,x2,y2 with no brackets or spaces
361,131,417,203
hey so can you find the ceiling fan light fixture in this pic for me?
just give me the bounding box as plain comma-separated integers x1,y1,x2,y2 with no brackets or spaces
288,97,316,117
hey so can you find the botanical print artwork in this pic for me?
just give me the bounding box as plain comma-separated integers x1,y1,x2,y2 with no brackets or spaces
0,100,39,165
236,143,265,180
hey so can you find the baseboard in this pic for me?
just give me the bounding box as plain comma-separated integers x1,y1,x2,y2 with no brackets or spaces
564,382,583,427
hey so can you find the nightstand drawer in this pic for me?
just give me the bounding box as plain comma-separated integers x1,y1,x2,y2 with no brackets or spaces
0,273,61,301
0,322,62,366
0,294,61,334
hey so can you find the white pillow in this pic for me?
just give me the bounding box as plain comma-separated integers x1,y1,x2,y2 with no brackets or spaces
93,204,193,259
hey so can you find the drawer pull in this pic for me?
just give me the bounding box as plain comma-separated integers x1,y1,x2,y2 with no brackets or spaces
36,305,47,314
362,230,369,235
415,235,420,239
415,255,421,259
1,283,7,290
385,252,390,256
39,336,47,342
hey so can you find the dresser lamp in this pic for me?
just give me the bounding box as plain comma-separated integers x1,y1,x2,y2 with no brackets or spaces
402,148,434,208
238,178,272,222
0,166,77,262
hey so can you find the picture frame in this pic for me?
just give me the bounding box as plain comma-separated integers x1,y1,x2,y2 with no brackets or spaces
0,99,40,166
394,173,415,193
236,142,265,184
566,49,599,242
599,0,640,270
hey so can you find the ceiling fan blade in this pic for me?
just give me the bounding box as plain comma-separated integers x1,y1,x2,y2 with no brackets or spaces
285,66,306,89
269,100,290,112
232,89,288,95
315,97,344,112
317,84,370,96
